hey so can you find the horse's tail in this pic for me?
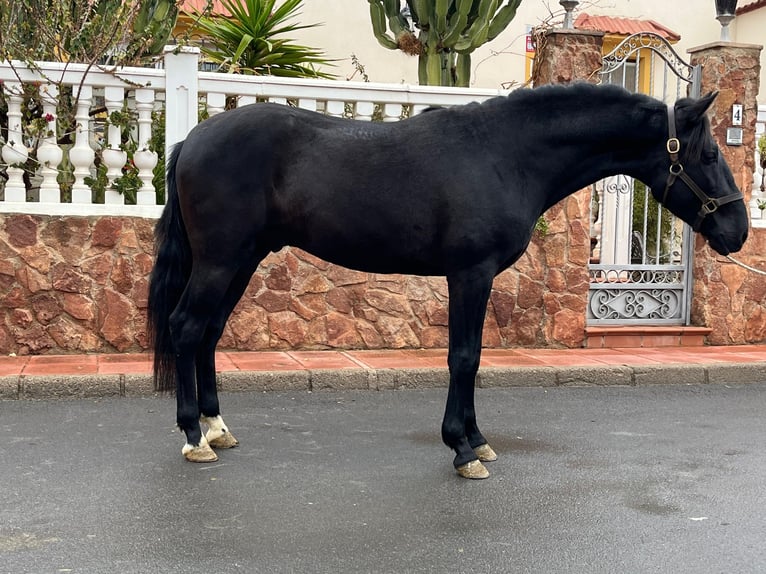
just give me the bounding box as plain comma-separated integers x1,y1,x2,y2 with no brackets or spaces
147,141,190,393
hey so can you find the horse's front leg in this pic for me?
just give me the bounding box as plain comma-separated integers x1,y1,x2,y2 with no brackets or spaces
443,268,496,479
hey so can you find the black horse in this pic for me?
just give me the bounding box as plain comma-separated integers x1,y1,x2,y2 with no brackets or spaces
148,83,748,479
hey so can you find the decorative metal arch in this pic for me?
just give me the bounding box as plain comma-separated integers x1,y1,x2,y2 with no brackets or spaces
600,32,698,90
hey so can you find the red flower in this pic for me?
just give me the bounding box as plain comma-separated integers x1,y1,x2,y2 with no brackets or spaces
44,113,55,122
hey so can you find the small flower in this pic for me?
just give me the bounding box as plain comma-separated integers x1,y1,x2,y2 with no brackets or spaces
44,113,55,122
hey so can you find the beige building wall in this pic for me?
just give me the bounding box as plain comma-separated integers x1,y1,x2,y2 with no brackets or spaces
295,1,762,97
732,7,766,93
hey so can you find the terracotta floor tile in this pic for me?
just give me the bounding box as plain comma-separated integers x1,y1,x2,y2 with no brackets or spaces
23,355,99,375
514,350,607,366
0,356,27,376
480,349,545,367
730,353,766,361
98,361,153,375
288,351,362,370
227,352,302,371
406,349,449,358
402,350,448,368
707,348,766,361
636,349,729,364
345,351,423,369
214,353,237,372
575,349,663,365
97,354,153,375
98,353,151,363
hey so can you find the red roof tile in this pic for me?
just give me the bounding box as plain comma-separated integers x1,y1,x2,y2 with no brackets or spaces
737,0,766,14
574,13,681,42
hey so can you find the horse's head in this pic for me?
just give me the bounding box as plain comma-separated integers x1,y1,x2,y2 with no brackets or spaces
646,92,748,256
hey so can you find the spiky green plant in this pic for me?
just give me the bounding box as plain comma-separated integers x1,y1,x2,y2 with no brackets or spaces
368,0,521,86
187,0,334,78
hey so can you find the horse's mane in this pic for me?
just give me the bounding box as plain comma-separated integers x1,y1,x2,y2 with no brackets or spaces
501,82,658,110
496,83,708,162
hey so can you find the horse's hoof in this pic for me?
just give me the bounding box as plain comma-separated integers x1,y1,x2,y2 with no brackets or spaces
182,438,218,463
456,459,490,479
201,416,238,449
474,443,498,462
208,430,239,449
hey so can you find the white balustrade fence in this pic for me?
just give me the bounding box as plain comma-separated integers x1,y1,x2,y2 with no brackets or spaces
0,47,505,218
751,103,766,228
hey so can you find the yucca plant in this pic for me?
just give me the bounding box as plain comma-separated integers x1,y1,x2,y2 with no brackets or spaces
187,0,334,78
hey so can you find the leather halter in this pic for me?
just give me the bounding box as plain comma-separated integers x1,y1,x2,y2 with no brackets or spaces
662,105,742,232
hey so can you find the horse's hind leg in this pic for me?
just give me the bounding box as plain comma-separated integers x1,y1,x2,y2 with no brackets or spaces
195,260,263,450
170,264,239,463
443,267,496,479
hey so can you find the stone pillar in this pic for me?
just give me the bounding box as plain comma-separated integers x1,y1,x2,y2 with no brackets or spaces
532,29,604,86
688,42,765,344
496,29,603,348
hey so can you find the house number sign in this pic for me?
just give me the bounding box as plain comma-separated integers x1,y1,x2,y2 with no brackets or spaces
732,104,743,126
726,104,744,146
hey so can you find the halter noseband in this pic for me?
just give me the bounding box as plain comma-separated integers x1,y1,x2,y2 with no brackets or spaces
662,105,742,232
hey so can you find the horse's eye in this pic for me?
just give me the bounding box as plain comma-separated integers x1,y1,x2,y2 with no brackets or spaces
703,151,717,164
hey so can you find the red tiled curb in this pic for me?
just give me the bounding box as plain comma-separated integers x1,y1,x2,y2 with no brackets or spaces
0,345,763,380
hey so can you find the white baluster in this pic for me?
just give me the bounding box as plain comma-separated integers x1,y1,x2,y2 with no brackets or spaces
69,85,95,204
298,98,317,112
102,86,127,205
270,97,288,106
591,184,604,263
382,103,402,122
133,88,158,205
355,101,375,121
751,125,765,221
1,82,28,202
207,92,226,116
37,84,63,204
325,100,345,118
412,104,431,116
238,95,257,108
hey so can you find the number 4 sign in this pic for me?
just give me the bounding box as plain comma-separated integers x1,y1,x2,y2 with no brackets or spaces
732,104,743,126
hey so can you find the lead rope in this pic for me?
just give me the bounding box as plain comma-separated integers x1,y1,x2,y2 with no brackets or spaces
724,254,766,276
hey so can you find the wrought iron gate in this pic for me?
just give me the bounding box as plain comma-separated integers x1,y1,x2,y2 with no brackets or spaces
587,33,701,325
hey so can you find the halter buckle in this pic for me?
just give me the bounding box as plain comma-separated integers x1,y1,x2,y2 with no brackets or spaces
666,138,680,154
701,199,719,215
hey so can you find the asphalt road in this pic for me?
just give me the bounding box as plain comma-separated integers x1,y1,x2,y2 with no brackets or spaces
2,383,765,574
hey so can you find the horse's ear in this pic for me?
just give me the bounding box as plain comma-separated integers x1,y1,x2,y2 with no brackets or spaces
677,91,718,124
699,91,718,113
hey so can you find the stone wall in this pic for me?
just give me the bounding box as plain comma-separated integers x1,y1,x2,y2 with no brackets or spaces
0,211,588,355
689,42,766,344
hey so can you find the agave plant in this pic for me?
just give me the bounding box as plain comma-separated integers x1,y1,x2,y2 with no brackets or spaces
187,0,334,78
